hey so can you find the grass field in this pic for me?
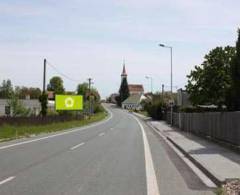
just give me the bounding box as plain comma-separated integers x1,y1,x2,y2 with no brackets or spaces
0,111,108,142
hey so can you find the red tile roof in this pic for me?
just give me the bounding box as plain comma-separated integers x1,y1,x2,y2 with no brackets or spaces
47,91,55,100
128,84,144,93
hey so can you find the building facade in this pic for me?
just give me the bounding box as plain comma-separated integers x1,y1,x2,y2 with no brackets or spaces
119,64,145,110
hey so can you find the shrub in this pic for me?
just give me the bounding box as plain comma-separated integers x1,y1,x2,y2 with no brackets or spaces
144,100,166,120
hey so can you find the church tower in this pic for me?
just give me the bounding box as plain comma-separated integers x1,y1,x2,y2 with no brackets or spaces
121,61,127,82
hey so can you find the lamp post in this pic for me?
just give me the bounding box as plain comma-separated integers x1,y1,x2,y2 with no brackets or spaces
159,43,173,126
145,76,153,93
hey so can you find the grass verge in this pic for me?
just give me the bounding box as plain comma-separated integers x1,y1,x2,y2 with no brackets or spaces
0,111,108,142
136,111,149,117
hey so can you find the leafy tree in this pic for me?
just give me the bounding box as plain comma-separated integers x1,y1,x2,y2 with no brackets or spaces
15,86,41,99
77,82,88,100
77,82,101,113
117,77,129,106
186,46,236,108
39,92,48,116
0,79,13,98
47,76,65,95
88,88,100,102
228,29,240,110
77,83,101,102
7,94,30,116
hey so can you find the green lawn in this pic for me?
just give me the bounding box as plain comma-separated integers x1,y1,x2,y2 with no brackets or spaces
138,111,149,117
0,111,108,142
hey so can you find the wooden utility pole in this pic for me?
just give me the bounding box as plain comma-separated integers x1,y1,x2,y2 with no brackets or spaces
87,78,93,116
43,59,47,93
162,84,164,98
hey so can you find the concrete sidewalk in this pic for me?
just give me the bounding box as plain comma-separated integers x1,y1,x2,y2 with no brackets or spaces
134,113,240,185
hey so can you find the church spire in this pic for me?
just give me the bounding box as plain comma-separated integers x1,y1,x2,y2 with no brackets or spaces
121,60,127,77
121,60,127,81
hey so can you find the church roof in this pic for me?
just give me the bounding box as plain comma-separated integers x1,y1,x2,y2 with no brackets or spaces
122,94,142,104
128,84,144,93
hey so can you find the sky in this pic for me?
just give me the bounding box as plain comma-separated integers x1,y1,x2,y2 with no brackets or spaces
0,0,240,98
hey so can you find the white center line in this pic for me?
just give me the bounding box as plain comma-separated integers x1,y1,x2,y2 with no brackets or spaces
98,132,105,137
132,115,160,195
0,176,15,186
70,142,85,150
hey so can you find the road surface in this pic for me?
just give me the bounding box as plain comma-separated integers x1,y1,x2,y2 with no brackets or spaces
0,104,214,195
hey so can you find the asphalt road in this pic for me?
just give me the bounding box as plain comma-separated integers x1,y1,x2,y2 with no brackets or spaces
0,104,214,195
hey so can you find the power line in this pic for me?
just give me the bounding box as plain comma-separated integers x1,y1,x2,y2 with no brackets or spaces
46,60,81,83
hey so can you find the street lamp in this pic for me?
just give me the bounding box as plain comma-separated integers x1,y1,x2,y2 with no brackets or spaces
145,76,153,93
158,43,173,126
158,44,173,93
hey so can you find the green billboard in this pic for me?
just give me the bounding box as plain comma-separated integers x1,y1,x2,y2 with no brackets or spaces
55,95,83,111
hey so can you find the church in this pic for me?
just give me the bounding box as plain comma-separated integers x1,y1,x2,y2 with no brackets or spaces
120,64,146,110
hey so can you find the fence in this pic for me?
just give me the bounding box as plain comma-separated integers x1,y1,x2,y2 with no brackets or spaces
0,114,84,126
166,112,240,146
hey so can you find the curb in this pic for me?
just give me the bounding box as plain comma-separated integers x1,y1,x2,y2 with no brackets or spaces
166,136,222,187
133,112,223,187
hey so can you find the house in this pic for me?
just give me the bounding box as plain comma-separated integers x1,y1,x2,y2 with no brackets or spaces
119,64,145,110
177,88,191,107
122,94,146,110
0,98,41,116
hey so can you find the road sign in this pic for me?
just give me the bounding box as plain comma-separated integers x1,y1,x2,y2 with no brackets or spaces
55,95,83,111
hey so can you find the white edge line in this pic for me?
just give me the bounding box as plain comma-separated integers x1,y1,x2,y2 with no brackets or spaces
148,122,216,188
70,142,85,150
0,176,15,186
0,105,113,151
132,115,160,195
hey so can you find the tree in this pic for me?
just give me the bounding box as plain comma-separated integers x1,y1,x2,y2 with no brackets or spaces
186,46,236,108
0,79,13,98
77,82,88,100
7,94,30,116
15,86,41,99
39,92,48,116
228,29,240,110
117,77,129,106
77,83,100,101
47,76,65,94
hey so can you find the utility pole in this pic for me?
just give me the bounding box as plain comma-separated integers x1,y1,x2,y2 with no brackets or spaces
159,44,173,126
162,84,164,98
87,78,93,116
43,59,47,93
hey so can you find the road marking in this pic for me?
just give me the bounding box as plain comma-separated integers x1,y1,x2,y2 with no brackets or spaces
148,122,216,188
0,105,113,151
98,132,105,137
70,142,85,150
0,176,15,186
132,115,160,195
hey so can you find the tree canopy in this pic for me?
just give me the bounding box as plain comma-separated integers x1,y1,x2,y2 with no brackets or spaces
47,76,65,94
228,29,240,110
0,79,13,98
77,83,88,99
186,46,236,107
76,82,100,102
15,86,41,99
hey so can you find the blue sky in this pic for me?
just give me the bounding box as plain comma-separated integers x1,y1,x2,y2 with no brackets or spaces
0,0,240,98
